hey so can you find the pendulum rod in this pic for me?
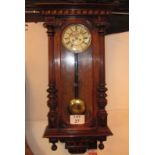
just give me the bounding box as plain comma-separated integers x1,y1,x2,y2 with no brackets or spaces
74,53,79,99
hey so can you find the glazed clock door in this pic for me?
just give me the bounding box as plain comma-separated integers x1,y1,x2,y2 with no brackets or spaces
55,19,98,129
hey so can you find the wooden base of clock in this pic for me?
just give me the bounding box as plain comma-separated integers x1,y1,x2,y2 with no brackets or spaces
44,126,112,154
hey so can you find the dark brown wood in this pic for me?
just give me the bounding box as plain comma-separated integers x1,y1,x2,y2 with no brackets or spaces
44,18,58,129
25,0,129,34
27,2,114,154
43,15,112,153
55,18,95,128
94,16,109,127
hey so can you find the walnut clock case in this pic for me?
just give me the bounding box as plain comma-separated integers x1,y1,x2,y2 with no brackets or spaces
33,2,115,154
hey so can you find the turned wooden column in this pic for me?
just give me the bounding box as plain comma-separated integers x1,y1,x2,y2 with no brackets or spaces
95,16,110,127
43,18,58,129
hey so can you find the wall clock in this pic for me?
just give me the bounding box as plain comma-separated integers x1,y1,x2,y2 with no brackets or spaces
30,1,115,154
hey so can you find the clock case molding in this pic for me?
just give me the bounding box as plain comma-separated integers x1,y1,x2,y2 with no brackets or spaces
26,0,129,34
25,1,128,154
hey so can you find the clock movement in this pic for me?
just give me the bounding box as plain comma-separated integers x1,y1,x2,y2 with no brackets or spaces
25,0,125,154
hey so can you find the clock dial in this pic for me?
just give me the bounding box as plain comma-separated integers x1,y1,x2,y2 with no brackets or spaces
62,24,91,53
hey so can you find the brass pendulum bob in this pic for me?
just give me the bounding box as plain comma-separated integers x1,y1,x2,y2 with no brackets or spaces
68,53,86,115
69,98,85,115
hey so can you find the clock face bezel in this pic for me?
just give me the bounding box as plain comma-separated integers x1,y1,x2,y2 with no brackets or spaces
62,24,92,53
